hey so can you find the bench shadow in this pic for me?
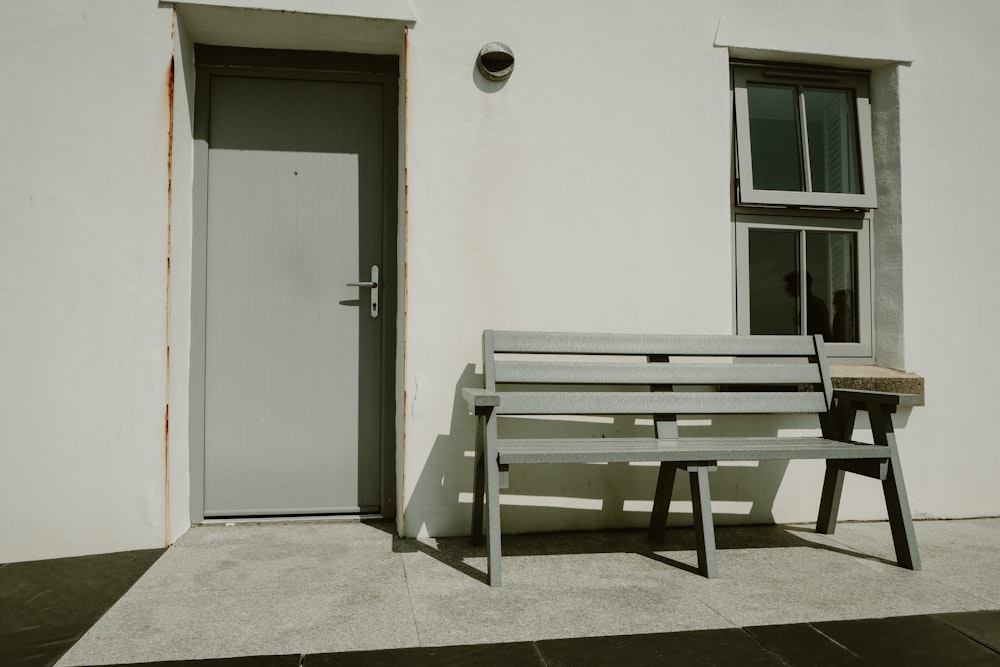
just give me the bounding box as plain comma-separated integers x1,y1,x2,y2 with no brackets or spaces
639,525,899,575
368,521,896,585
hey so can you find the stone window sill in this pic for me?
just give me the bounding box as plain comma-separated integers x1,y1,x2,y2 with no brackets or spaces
831,366,925,406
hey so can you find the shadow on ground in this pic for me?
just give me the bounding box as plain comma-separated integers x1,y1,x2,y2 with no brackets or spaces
0,548,165,667
368,521,896,585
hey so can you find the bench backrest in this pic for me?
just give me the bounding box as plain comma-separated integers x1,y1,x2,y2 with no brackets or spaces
483,330,833,417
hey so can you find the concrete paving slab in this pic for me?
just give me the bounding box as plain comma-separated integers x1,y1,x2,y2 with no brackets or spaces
799,518,1000,606
132,537,406,593
400,535,732,645
673,543,989,627
405,577,734,646
57,522,420,665
51,519,1000,665
174,521,397,552
399,532,672,587
57,584,420,665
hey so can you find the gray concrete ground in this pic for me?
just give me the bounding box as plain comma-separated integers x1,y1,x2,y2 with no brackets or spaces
57,518,1000,665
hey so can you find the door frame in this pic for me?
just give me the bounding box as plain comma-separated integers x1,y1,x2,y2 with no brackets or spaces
189,45,399,522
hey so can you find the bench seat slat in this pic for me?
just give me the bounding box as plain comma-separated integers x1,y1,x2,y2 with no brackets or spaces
490,331,820,356
497,391,829,415
494,361,822,385
496,437,888,464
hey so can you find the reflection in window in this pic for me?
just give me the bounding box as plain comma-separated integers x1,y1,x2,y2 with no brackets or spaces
808,231,857,342
745,83,862,196
749,229,858,342
747,85,803,192
805,89,860,194
749,230,799,335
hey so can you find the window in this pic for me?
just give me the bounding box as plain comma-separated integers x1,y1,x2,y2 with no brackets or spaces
733,63,877,209
733,62,875,361
735,215,872,359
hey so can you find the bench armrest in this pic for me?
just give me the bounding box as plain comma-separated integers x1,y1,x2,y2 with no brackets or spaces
463,387,501,413
833,388,920,408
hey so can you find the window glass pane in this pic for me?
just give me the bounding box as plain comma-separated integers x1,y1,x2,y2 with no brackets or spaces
747,84,803,192
804,89,860,194
806,231,858,342
749,230,800,335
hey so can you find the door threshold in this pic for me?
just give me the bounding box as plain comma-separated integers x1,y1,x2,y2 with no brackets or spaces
199,513,388,525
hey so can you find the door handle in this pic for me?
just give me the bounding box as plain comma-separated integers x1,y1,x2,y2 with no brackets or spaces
346,265,379,319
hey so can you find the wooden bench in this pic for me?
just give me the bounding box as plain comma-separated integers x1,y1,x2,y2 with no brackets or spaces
463,330,921,586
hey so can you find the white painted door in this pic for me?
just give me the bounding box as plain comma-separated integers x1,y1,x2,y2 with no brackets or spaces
203,74,385,517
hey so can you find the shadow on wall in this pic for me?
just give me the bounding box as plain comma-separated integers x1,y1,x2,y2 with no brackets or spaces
406,365,824,539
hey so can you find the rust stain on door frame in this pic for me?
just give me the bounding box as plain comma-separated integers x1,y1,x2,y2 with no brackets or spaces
163,11,176,547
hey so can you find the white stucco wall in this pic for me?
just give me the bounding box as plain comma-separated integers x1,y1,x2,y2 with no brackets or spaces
398,0,1000,537
894,0,1000,519
402,0,736,537
2,0,999,562
0,1,175,561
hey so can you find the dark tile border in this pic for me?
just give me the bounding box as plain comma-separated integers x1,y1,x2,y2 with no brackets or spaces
749,613,1000,666
1,549,165,667
536,628,784,667
934,611,1000,655
109,657,300,667
305,641,544,667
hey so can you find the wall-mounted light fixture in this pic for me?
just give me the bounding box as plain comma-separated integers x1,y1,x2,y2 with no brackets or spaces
477,42,515,82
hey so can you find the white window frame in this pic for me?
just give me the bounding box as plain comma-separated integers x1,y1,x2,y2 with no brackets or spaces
733,63,878,210
734,213,873,361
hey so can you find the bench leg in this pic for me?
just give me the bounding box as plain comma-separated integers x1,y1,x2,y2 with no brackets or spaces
816,464,845,535
689,466,719,579
478,414,504,587
648,462,676,542
471,416,486,546
484,451,503,586
817,401,854,536
883,455,920,570
869,404,921,571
